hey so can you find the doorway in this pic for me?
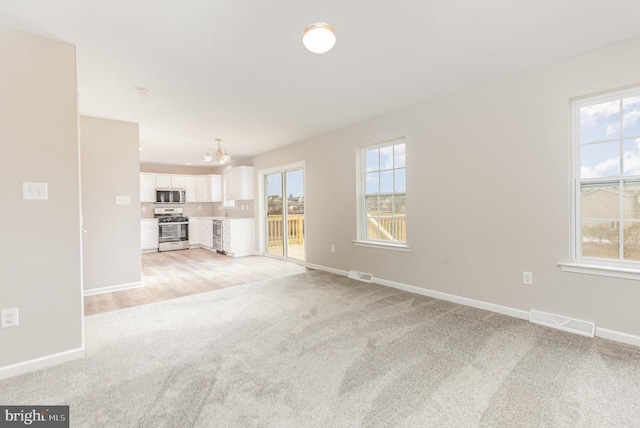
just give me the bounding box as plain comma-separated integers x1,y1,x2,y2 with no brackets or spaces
263,164,305,261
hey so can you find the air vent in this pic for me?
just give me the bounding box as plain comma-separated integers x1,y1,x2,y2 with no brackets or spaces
348,270,374,283
529,309,595,337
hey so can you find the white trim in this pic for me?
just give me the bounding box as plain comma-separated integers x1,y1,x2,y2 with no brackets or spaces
374,276,530,320
596,327,640,347
308,263,640,348
257,161,306,261
0,347,84,380
305,263,348,277
558,262,640,281
307,263,528,320
352,240,410,252
83,281,143,296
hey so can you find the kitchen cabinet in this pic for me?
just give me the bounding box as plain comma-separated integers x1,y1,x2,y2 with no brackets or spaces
201,219,214,249
140,173,156,203
140,219,159,251
209,174,223,202
224,166,254,200
155,174,187,189
222,218,254,257
171,175,186,189
192,174,222,202
194,176,210,202
140,173,221,203
185,176,196,202
189,218,200,246
155,174,171,188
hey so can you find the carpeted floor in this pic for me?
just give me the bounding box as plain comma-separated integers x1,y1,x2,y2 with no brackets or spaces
1,270,640,427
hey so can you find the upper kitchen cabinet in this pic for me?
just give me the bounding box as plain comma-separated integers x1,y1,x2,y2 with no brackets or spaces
140,172,222,203
140,173,156,202
210,174,223,202
224,166,254,200
193,174,222,202
156,174,187,189
185,175,196,202
155,174,171,188
171,175,187,189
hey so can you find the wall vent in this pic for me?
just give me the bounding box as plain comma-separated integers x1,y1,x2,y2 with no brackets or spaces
348,270,374,283
529,309,595,337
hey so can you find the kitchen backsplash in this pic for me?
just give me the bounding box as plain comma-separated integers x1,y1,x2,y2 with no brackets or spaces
140,200,255,219
212,200,255,218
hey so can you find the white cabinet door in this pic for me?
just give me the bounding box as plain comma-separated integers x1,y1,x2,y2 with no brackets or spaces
210,174,223,202
222,218,254,257
195,176,210,202
141,220,159,251
185,176,196,202
171,175,187,189
189,218,200,246
140,173,156,202
223,169,235,200
201,219,213,248
223,166,254,200
155,174,171,188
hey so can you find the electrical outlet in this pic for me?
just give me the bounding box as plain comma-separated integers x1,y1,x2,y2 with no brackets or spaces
1,308,19,328
331,244,335,253
522,271,533,285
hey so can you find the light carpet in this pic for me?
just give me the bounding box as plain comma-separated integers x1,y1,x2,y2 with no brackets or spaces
2,270,640,427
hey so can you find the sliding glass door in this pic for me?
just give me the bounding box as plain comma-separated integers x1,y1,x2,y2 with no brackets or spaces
264,168,305,260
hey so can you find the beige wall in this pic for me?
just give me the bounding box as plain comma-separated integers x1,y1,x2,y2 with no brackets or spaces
0,28,83,367
225,36,640,337
81,116,141,292
140,163,216,175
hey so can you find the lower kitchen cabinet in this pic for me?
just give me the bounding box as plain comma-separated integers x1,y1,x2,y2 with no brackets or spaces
222,218,254,257
141,219,159,251
189,218,200,246
189,217,214,249
201,219,214,249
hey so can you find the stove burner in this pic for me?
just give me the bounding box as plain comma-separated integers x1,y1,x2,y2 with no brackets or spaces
158,216,189,223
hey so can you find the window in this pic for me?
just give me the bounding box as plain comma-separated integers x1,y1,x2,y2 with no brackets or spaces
356,139,407,248
573,87,640,267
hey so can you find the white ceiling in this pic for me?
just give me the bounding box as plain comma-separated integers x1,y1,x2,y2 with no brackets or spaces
3,1,640,166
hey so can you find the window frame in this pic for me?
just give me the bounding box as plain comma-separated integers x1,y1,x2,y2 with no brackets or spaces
354,138,409,251
567,86,640,276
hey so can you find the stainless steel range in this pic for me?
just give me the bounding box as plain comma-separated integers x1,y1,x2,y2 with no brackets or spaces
154,207,189,252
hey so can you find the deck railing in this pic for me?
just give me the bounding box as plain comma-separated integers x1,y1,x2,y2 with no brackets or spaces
367,215,407,242
267,214,305,246
266,213,407,245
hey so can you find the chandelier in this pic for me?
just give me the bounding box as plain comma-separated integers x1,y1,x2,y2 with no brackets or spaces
203,138,230,163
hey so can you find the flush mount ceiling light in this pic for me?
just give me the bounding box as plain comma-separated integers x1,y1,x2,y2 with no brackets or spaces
303,23,336,54
203,138,231,163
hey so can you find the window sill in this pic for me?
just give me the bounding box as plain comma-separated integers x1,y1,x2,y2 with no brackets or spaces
558,262,640,281
352,240,410,252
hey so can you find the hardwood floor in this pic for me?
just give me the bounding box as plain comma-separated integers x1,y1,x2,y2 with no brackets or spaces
84,248,309,316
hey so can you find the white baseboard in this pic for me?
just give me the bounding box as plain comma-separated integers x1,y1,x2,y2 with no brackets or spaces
0,347,84,380
305,263,348,277
83,281,143,296
306,263,640,347
373,276,530,320
596,327,640,347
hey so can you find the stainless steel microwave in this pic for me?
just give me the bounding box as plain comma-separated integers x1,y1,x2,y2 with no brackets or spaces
155,188,186,204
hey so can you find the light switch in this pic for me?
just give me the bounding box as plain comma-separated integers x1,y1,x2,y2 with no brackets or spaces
115,196,131,205
23,182,48,200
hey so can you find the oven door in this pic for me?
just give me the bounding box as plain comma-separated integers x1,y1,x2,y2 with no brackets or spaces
159,222,189,243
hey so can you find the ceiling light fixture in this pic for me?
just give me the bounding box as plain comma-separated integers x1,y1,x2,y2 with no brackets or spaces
303,23,336,54
203,138,230,163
